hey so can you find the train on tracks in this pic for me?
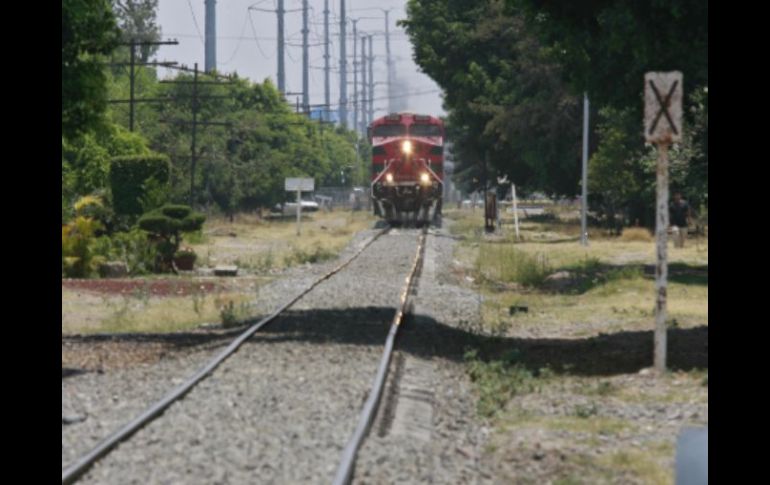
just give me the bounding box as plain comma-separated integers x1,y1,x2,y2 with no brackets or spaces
369,113,444,224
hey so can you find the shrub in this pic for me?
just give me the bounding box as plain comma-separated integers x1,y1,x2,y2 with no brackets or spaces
91,228,159,275
62,216,102,278
110,154,170,217
464,349,536,417
138,204,206,272
62,196,110,277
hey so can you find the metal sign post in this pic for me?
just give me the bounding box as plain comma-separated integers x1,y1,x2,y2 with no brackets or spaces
512,184,520,241
296,188,302,236
644,71,683,374
285,177,315,237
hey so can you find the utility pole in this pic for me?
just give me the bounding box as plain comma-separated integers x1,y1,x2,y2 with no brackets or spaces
368,35,374,123
277,0,285,94
339,0,348,127
191,64,199,204
112,39,179,132
581,93,589,246
383,9,393,113
249,3,293,95
159,63,232,207
205,0,216,73
302,0,309,113
323,0,330,121
360,36,367,130
352,20,358,134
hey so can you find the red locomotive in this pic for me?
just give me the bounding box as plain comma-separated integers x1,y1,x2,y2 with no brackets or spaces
369,113,444,224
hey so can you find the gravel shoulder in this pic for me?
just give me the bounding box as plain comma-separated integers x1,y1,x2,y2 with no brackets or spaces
353,223,493,484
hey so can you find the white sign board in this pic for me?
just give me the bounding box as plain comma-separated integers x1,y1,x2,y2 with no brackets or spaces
645,71,683,144
285,177,315,192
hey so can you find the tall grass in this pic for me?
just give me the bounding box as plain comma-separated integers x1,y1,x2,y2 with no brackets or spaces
476,244,551,287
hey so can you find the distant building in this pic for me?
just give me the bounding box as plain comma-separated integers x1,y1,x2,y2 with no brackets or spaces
309,109,339,123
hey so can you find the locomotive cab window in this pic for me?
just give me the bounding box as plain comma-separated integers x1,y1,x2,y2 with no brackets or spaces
372,124,407,137
409,124,442,137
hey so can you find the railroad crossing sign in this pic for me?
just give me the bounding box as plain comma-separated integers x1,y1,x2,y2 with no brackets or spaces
645,71,684,374
645,71,683,143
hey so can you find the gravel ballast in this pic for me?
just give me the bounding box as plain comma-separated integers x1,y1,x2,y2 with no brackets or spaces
64,227,451,484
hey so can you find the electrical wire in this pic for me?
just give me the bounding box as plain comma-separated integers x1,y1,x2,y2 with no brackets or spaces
186,0,205,46
248,9,273,59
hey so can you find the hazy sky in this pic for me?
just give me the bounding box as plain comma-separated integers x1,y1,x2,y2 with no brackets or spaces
154,0,445,120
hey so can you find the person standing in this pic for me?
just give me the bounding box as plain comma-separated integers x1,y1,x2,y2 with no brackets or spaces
670,192,692,248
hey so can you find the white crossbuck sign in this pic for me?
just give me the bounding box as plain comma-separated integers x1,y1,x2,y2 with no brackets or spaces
644,72,683,144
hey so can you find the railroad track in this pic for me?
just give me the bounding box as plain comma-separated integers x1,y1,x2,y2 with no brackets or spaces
333,227,427,485
62,225,429,484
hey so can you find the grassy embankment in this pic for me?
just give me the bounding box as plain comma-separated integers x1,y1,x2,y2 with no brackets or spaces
446,206,707,484
62,211,376,334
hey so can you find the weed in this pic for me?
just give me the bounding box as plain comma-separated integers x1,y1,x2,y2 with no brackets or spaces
284,245,336,267
553,478,586,485
477,244,551,287
254,250,275,273
219,300,238,327
465,349,538,417
191,287,206,316
595,381,617,396
573,402,599,418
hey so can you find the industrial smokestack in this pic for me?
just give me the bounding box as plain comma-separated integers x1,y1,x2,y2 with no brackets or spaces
205,0,216,72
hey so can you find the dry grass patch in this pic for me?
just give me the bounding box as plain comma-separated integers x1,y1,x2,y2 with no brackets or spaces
190,211,376,272
620,227,654,242
63,289,256,334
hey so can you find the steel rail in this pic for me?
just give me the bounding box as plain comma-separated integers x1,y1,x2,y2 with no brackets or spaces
62,227,391,485
332,227,428,485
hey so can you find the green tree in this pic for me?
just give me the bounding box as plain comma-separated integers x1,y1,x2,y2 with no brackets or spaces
62,0,120,140
402,0,582,196
112,0,162,62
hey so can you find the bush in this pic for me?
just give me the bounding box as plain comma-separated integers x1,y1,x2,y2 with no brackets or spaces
161,204,191,219
138,204,206,272
91,228,158,275
62,216,102,278
110,154,170,217
464,349,537,417
62,196,108,278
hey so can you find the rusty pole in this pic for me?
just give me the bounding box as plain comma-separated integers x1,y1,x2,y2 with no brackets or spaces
654,141,670,373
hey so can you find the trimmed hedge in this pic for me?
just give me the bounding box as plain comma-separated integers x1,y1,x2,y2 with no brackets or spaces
110,155,170,216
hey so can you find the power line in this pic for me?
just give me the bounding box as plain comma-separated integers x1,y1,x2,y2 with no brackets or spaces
185,0,205,46
247,9,272,59
219,14,251,65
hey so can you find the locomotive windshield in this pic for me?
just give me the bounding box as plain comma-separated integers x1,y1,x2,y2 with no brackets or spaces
373,124,407,137
409,124,442,137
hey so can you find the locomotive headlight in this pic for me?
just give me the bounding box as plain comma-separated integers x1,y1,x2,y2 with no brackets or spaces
385,173,394,183
419,172,430,184
401,140,413,155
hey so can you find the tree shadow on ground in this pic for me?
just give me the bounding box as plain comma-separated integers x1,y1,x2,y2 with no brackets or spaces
270,308,707,376
62,307,707,377
536,261,708,295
